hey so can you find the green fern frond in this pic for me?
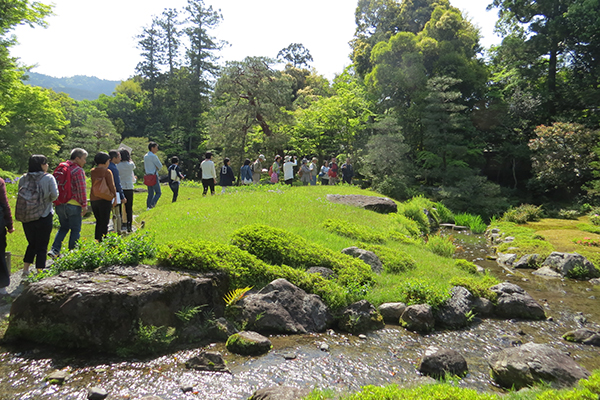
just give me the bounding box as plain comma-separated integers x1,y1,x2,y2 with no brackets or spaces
224,286,253,306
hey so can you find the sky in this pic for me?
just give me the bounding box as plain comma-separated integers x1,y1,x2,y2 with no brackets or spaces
11,0,502,82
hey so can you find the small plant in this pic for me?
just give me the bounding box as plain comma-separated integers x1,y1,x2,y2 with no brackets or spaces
175,305,205,323
453,213,487,234
425,234,455,258
566,266,590,280
224,286,253,306
395,278,450,308
118,321,176,356
465,309,476,323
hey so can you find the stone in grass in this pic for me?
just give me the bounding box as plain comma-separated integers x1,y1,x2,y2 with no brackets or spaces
489,342,590,389
418,346,468,379
45,370,70,385
185,351,230,373
87,387,108,400
341,247,383,274
226,331,272,356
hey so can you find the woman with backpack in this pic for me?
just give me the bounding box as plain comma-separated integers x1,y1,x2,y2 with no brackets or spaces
0,177,15,296
90,152,117,242
15,155,58,275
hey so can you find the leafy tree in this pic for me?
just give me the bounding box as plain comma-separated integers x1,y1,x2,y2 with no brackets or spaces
277,43,314,68
156,8,182,75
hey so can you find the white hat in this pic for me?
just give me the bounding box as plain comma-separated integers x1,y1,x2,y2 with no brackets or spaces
284,155,291,162
259,154,265,161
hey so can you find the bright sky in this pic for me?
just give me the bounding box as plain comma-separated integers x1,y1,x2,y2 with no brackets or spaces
11,0,501,82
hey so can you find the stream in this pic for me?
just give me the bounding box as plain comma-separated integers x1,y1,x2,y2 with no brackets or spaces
0,231,599,400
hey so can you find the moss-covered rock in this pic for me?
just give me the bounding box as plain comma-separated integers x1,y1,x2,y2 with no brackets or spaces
226,331,272,356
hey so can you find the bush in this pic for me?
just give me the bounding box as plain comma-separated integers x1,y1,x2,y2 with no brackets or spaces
454,259,478,274
398,196,441,234
433,202,454,224
425,234,455,258
322,218,386,244
357,242,416,273
453,213,487,233
32,232,156,281
449,275,499,302
502,204,543,224
389,213,422,238
589,213,600,226
394,278,450,309
230,224,375,288
156,239,355,309
557,209,580,220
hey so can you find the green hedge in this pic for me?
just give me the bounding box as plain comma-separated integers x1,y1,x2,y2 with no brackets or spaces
322,218,387,244
230,224,374,288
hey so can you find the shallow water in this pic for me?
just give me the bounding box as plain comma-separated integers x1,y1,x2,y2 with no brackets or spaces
0,231,599,400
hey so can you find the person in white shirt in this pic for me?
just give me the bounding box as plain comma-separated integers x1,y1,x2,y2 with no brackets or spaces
282,155,297,186
200,152,217,196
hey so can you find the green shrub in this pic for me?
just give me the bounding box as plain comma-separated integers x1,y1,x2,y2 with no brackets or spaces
454,259,478,274
453,213,487,234
449,275,499,302
394,278,450,309
357,242,416,273
433,202,454,224
322,218,386,244
589,214,600,226
425,234,455,258
502,204,543,224
557,209,580,220
156,239,358,310
389,213,422,238
230,224,374,288
0,169,18,182
31,232,155,281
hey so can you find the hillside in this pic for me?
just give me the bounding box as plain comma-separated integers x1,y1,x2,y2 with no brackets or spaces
22,71,121,100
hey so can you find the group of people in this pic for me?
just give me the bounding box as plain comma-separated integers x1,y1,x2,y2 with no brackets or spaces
266,155,354,186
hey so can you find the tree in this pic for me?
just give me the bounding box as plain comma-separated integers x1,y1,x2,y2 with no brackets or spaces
135,18,163,97
156,8,182,75
277,43,314,68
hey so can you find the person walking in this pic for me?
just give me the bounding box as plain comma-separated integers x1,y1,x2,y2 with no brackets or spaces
309,157,318,186
328,157,339,185
49,148,88,258
200,152,217,196
168,156,185,202
241,159,253,185
319,161,330,186
90,152,117,242
282,155,297,186
252,154,266,184
0,177,14,297
143,141,162,210
116,149,135,232
299,159,311,186
108,150,127,233
219,158,235,193
270,155,282,184
341,157,355,185
15,155,58,275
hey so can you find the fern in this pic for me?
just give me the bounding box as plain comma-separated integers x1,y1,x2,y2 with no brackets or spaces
224,286,253,306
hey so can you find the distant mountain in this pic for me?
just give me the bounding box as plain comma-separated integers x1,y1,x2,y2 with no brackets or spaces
22,72,121,101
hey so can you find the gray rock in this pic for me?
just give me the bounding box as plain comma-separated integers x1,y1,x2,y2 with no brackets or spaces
490,283,545,320
489,342,590,389
532,267,563,278
400,304,435,333
306,267,337,280
514,254,540,269
206,317,238,342
337,300,385,333
542,252,600,279
185,351,230,373
226,331,272,356
434,286,473,329
472,297,494,317
6,266,228,353
378,302,407,323
238,279,333,334
87,386,108,400
45,370,69,384
590,278,600,285
342,247,383,273
320,343,330,351
497,253,517,267
249,386,311,400
418,346,468,378
563,328,600,346
326,194,397,214
497,335,523,346
180,385,193,393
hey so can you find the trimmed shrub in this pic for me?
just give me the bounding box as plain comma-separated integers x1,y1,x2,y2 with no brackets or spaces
454,259,478,274
230,224,375,288
357,242,416,273
322,218,386,244
425,234,455,258
156,239,354,309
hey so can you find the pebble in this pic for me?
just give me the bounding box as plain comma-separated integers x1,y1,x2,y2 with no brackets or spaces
358,334,367,340
319,343,330,352
45,370,70,385
88,386,108,400
180,385,193,393
283,352,297,360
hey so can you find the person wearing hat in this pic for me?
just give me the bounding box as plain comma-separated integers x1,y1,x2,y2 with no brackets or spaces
282,155,297,186
252,154,266,184
299,158,311,186
309,157,318,186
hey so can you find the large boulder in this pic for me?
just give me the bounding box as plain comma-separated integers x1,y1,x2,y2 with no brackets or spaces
400,304,435,333
541,252,600,279
434,286,473,329
237,279,333,334
326,194,397,214
337,300,385,333
418,346,468,378
226,331,272,356
378,302,406,324
490,283,545,320
341,247,383,274
5,266,228,352
489,342,590,389
249,386,311,400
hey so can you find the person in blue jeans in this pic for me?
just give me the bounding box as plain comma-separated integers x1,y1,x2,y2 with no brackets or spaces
144,142,163,210
50,148,88,258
